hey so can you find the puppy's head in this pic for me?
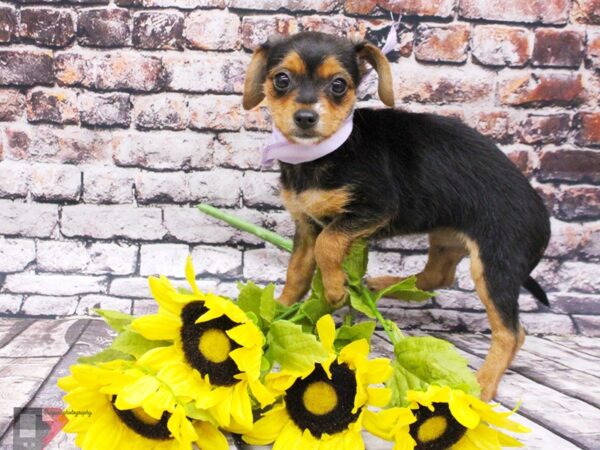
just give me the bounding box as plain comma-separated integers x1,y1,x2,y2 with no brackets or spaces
243,32,394,144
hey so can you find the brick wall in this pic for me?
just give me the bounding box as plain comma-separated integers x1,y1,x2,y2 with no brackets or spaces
0,0,598,336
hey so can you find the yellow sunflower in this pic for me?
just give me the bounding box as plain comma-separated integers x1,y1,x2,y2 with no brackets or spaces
131,257,275,432
58,360,228,450
243,315,394,450
369,385,530,450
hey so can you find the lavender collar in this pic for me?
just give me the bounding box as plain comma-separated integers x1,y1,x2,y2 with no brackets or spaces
261,113,354,166
260,18,399,168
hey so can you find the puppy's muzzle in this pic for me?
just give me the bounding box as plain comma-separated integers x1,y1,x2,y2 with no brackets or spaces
293,109,319,130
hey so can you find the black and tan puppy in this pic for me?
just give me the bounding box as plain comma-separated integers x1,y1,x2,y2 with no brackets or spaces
242,32,551,401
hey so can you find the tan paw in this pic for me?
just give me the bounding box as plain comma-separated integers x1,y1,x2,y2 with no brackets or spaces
365,275,403,292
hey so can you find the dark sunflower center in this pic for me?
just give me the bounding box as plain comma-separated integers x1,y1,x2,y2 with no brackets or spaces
111,397,171,440
409,403,467,450
180,301,241,386
285,363,360,438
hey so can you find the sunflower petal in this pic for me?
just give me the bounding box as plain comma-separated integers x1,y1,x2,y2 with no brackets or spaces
227,322,264,348
316,315,336,352
367,386,392,408
131,312,181,341
185,255,202,295
195,420,229,450
243,404,290,446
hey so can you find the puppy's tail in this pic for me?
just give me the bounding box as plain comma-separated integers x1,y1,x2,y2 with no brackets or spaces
523,276,549,307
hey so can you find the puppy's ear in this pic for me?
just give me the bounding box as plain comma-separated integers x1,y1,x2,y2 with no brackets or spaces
243,46,269,110
355,42,395,107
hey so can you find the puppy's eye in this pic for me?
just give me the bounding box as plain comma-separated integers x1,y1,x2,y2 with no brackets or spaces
273,72,291,92
331,78,348,96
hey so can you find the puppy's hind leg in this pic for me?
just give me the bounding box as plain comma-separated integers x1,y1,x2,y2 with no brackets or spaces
465,239,523,402
367,230,467,294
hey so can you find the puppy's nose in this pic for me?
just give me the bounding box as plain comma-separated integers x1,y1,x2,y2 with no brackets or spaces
293,109,319,130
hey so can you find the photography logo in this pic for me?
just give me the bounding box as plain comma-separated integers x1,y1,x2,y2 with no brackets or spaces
12,408,66,450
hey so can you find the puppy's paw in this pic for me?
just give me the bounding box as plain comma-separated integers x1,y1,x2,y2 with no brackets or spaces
476,370,498,402
325,287,349,309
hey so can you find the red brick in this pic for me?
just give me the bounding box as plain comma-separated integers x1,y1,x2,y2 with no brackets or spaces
505,148,531,174
532,29,584,68
0,7,16,43
415,24,470,63
79,92,131,127
0,50,54,86
163,53,247,93
395,65,493,104
299,16,365,37
55,51,166,92
587,31,600,69
344,0,376,14
19,8,75,47
575,112,600,146
538,149,600,183
4,125,111,164
572,0,600,23
378,0,455,18
557,186,600,220
134,94,189,130
184,10,240,51
189,95,243,131
229,0,338,12
459,0,570,24
499,72,583,107
27,88,79,125
0,90,24,121
78,8,131,47
241,16,298,50
117,0,225,6
133,11,183,50
472,111,510,141
518,114,570,144
472,25,530,67
244,106,272,131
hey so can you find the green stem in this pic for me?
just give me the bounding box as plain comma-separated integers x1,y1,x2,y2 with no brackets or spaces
198,204,294,252
361,290,402,346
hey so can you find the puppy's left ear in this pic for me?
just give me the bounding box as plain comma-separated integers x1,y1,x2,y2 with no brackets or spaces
355,42,395,107
243,46,269,110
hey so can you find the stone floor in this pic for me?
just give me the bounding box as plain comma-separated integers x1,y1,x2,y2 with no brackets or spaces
0,318,599,450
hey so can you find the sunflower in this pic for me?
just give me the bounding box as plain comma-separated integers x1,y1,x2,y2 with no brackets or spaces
58,360,229,450
243,315,394,450
369,385,529,450
131,257,274,432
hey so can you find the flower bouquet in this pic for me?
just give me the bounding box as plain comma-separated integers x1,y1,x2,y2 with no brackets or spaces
59,204,529,450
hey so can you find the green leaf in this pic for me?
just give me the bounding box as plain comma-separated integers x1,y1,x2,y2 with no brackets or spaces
299,296,333,325
259,284,277,324
349,286,376,319
334,321,376,351
94,309,135,333
388,336,480,407
342,240,369,286
375,276,435,303
237,281,263,319
266,321,328,374
111,329,171,359
78,348,134,365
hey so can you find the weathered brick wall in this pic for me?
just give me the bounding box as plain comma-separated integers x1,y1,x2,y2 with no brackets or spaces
0,0,598,335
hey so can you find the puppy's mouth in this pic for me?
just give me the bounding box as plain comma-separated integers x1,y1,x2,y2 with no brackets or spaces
291,134,322,145
289,129,324,145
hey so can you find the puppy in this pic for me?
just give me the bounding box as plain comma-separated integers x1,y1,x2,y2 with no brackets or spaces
242,32,551,401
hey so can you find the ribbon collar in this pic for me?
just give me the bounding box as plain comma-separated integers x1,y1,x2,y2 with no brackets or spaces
261,18,400,168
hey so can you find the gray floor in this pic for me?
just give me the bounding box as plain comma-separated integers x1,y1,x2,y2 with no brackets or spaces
0,318,598,449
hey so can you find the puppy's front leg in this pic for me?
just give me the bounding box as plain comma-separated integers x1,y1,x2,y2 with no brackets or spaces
314,226,353,308
279,220,317,306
